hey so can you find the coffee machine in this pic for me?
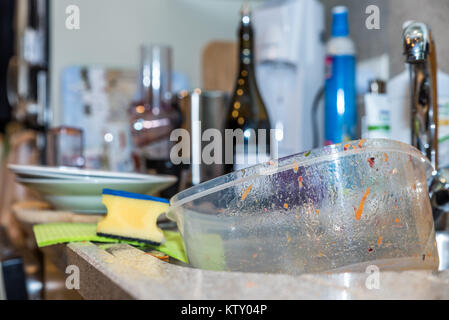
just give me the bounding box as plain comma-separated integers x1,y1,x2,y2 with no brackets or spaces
253,0,325,156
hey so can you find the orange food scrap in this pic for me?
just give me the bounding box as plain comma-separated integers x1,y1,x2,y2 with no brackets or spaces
246,281,255,288
395,218,399,223
298,176,303,188
352,145,357,150
284,203,289,209
412,184,417,190
317,252,324,257
253,253,258,259
384,153,388,162
355,187,371,221
377,236,383,246
358,139,366,148
315,209,320,215
146,252,169,262
287,232,291,243
293,160,299,173
241,184,253,201
344,144,350,151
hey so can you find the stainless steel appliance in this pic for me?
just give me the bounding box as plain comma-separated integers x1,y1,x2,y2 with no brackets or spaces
177,90,229,186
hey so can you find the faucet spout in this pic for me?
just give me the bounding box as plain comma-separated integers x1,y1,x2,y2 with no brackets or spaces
402,21,439,170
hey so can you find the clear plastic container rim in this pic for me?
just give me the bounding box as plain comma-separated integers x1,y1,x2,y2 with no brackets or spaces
169,138,434,211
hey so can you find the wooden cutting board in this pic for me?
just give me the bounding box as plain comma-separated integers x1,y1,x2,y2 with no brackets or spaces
202,41,237,94
12,201,103,225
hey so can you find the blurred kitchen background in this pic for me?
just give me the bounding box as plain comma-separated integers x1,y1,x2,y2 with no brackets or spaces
4,0,449,170
2,0,449,299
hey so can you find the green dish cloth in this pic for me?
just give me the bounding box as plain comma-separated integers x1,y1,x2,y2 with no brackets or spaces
33,223,188,264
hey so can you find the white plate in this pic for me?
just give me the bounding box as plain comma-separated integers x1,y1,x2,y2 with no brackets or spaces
8,164,175,182
42,195,107,214
16,177,177,214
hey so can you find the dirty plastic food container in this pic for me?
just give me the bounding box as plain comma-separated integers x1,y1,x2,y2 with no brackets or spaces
168,139,439,275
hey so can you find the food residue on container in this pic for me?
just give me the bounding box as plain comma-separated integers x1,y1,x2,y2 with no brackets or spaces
298,176,303,188
384,153,388,162
284,203,289,209
241,184,253,201
358,139,366,148
412,184,417,190
246,281,255,288
355,187,371,220
315,209,320,215
293,160,299,173
287,232,291,243
377,236,383,246
367,157,375,168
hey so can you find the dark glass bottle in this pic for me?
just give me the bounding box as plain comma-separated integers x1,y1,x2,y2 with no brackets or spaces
224,5,271,173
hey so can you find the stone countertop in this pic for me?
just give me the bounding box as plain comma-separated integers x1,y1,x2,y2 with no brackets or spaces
64,242,449,300
12,203,449,300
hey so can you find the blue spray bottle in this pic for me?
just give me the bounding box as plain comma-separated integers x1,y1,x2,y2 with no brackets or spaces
324,6,357,145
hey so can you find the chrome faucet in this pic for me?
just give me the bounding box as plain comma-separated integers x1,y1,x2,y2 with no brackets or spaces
403,21,449,270
403,22,449,231
402,21,439,169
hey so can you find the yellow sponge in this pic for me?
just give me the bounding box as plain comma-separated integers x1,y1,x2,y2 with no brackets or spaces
97,189,169,245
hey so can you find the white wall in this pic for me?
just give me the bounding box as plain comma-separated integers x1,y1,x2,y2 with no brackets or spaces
50,0,262,124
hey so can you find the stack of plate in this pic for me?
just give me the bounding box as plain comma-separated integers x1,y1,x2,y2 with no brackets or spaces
9,165,177,214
